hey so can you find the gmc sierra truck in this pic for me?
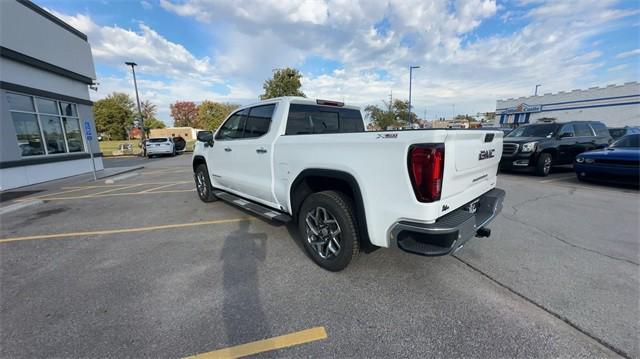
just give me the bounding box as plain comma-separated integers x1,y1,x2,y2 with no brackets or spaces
193,97,505,271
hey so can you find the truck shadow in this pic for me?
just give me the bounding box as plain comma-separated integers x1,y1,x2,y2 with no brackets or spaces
221,220,271,346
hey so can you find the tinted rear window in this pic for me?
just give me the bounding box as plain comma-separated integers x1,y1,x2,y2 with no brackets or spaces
574,123,594,137
589,122,609,137
149,138,169,143
286,104,364,135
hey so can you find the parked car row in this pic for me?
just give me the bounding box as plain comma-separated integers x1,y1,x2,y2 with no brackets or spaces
499,120,611,176
499,120,638,186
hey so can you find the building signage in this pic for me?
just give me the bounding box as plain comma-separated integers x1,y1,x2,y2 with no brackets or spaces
503,103,542,114
84,120,93,141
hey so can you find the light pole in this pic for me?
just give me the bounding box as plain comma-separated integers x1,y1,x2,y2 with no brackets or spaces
408,66,420,125
125,61,145,154
534,84,541,96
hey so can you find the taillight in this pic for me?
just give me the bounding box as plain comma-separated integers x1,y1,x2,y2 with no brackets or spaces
408,144,445,202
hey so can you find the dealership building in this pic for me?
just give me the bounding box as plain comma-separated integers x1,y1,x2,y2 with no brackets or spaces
496,82,640,127
0,0,102,191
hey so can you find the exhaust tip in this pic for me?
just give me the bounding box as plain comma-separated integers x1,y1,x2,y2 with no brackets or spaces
476,227,491,238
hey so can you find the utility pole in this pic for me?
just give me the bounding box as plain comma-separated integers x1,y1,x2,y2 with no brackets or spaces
534,84,542,96
388,90,393,112
408,66,420,124
125,61,145,155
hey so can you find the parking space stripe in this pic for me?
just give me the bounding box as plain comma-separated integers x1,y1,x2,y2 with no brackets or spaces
26,189,195,201
90,183,144,196
0,217,254,244
61,181,191,189
30,187,90,199
140,183,177,193
183,326,327,359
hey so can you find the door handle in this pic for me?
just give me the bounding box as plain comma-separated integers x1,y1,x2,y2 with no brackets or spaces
256,147,267,154
224,147,232,152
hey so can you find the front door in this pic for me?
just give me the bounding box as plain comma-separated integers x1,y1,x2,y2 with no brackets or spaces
230,104,277,205
210,109,248,190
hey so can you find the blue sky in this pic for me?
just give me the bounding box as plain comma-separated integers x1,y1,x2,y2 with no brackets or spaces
43,0,640,124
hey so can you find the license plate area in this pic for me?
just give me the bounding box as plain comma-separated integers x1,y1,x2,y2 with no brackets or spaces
462,198,480,214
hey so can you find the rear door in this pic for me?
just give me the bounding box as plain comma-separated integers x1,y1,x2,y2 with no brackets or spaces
557,124,577,164
228,104,277,205
573,122,598,155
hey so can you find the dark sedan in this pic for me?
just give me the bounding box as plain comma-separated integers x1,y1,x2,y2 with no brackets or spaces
575,134,640,185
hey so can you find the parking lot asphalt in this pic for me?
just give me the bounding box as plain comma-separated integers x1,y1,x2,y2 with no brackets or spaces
1,155,637,358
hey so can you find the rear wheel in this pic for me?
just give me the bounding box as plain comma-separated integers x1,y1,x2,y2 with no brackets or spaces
298,191,359,272
535,153,552,176
195,164,217,202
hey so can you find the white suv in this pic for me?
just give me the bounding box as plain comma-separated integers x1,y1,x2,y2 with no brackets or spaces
146,137,175,158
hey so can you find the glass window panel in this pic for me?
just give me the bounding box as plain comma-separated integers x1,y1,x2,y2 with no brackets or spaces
59,102,78,117
41,115,67,153
36,98,59,115
63,117,84,152
7,93,35,112
11,112,45,156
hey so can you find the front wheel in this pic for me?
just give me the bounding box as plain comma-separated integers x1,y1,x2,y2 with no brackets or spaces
194,164,217,202
535,153,552,176
298,191,359,272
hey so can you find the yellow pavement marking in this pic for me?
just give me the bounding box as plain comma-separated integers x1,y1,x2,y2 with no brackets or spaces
90,183,144,196
140,183,177,193
0,217,253,244
184,327,327,359
61,181,191,189
30,187,90,199
22,189,195,201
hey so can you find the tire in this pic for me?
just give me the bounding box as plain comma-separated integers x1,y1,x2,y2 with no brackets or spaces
297,191,359,272
194,164,217,202
171,148,176,157
535,153,552,176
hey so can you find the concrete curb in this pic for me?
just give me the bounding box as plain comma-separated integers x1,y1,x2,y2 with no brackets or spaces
0,200,44,215
105,172,139,184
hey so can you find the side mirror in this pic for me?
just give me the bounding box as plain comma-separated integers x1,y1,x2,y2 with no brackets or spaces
196,131,214,146
559,132,574,139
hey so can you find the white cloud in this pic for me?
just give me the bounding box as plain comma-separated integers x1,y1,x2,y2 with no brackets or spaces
49,0,637,123
140,0,153,10
607,64,628,72
615,49,640,59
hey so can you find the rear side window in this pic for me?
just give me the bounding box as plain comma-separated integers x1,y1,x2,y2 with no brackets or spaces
244,104,275,138
286,104,364,135
574,123,594,137
216,109,248,140
589,122,609,137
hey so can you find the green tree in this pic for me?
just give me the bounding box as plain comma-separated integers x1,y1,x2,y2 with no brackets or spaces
260,67,306,100
144,118,166,129
365,99,417,130
93,92,135,140
141,99,157,123
197,101,239,130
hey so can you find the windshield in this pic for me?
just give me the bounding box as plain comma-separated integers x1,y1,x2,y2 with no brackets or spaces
506,124,557,138
611,134,640,148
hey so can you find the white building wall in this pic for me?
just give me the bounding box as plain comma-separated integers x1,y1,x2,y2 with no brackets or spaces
496,82,640,127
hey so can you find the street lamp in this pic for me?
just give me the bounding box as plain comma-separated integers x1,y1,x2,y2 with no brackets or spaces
408,66,420,124
125,61,145,153
535,84,542,96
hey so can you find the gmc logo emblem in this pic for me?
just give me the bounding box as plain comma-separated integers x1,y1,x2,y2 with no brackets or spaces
479,149,496,160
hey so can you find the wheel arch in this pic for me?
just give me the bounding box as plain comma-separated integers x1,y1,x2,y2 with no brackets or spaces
289,169,373,251
192,155,207,172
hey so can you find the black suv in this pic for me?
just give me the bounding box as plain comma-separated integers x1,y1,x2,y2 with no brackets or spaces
500,120,611,176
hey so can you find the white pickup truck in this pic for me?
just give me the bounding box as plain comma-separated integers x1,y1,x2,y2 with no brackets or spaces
193,97,505,271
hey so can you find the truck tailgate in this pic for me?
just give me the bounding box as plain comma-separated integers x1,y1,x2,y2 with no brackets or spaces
441,130,502,206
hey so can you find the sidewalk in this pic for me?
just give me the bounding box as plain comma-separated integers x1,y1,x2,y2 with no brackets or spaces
0,165,144,206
